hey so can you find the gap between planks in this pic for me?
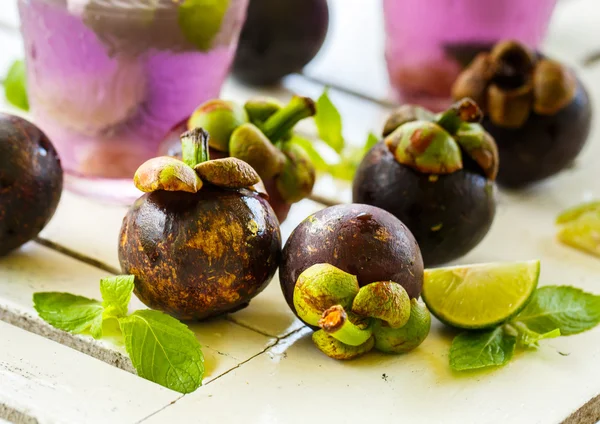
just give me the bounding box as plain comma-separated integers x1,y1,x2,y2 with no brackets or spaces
135,326,307,424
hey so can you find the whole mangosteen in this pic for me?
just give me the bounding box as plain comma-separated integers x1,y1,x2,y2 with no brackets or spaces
233,0,329,85
353,99,498,266
0,114,63,257
119,129,281,320
279,203,424,325
452,40,592,188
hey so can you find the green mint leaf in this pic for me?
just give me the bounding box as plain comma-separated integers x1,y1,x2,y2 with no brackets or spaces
329,146,366,181
513,286,600,336
119,310,204,394
315,88,344,154
365,132,379,150
510,322,561,348
100,275,135,321
449,327,516,371
3,60,29,111
33,293,103,339
178,0,230,52
290,136,329,172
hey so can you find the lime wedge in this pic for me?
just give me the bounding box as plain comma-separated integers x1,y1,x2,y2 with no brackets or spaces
422,260,540,329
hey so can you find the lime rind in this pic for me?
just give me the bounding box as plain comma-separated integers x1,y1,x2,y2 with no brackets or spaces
422,260,540,330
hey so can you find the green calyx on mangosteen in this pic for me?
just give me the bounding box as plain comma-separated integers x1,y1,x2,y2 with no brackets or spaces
290,261,430,360
119,128,281,320
452,40,592,188
0,114,63,257
185,96,318,222
353,98,498,267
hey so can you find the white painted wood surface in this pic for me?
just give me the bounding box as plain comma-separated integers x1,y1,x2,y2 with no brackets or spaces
1,0,600,423
0,320,178,424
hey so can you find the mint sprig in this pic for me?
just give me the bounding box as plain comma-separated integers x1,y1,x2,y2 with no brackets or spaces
450,327,516,371
121,310,204,394
514,286,600,335
3,60,29,111
449,285,600,372
33,293,103,339
33,276,204,393
314,88,344,154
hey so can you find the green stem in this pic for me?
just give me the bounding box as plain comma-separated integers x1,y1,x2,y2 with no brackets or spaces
319,305,373,347
261,96,316,142
181,128,210,168
436,98,482,135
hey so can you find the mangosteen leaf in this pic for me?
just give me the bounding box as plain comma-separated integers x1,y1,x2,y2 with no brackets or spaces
449,327,516,371
3,60,29,111
315,88,345,154
100,275,135,321
512,286,600,336
178,0,230,52
33,292,103,339
119,310,204,394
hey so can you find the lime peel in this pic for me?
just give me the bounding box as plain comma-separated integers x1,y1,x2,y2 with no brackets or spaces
422,260,540,330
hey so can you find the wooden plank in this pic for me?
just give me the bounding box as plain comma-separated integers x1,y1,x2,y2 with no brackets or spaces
144,315,600,424
0,320,178,424
0,242,277,383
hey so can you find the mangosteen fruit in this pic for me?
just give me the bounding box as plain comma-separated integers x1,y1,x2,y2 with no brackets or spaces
233,0,329,85
353,98,498,266
0,114,63,257
452,40,592,188
280,203,424,318
279,203,431,360
119,128,281,320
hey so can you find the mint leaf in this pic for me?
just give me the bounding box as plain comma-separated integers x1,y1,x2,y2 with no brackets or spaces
100,275,135,321
328,146,363,181
178,0,230,52
513,286,600,336
510,322,561,348
450,327,516,371
315,88,344,154
3,60,29,111
365,132,379,150
119,310,204,393
290,136,329,172
33,293,103,339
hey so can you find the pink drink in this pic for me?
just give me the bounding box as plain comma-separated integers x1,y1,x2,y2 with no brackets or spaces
383,0,557,111
18,0,248,202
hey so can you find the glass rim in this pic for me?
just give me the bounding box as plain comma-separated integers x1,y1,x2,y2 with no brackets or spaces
22,0,246,19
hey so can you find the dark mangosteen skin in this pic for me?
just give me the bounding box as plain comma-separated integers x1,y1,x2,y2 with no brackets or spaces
352,142,496,267
280,203,424,321
483,81,591,188
119,187,281,320
0,114,63,257
232,0,329,85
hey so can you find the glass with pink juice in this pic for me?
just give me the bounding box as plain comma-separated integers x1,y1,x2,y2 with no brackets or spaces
383,0,557,111
18,0,248,202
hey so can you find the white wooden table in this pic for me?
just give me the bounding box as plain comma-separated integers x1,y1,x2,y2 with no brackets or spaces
1,1,600,423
